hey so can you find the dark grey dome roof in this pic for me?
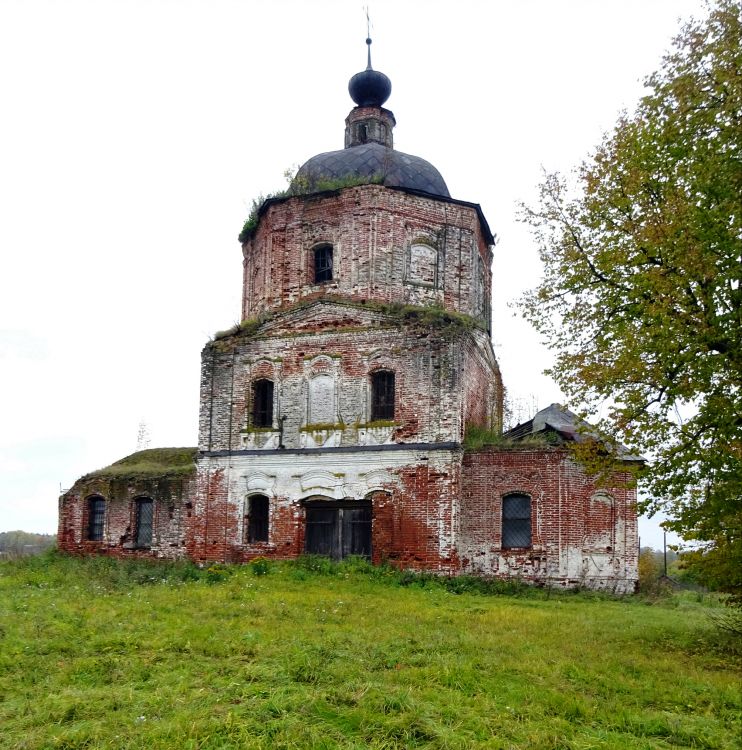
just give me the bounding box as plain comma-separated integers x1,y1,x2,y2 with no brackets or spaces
293,142,450,198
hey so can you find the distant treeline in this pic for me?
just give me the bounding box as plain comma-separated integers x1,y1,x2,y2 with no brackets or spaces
0,531,56,557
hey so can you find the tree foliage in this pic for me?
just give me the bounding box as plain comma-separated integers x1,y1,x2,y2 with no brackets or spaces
520,1,742,595
0,531,56,557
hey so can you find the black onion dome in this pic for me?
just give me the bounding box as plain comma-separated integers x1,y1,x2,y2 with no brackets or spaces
293,142,450,198
349,68,392,107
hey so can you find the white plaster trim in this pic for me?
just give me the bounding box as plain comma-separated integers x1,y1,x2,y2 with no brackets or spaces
299,429,343,448
241,430,280,450
358,426,395,445
244,471,277,496
361,468,394,492
299,469,344,496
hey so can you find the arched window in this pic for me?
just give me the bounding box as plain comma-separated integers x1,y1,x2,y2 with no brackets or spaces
135,497,154,548
407,243,438,286
252,379,274,428
87,496,105,541
371,370,395,421
314,244,333,283
246,494,269,543
502,494,531,548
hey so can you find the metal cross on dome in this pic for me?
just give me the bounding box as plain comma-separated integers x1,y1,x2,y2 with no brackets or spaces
365,5,373,70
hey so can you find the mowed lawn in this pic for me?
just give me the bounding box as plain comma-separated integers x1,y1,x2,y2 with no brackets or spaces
0,555,739,749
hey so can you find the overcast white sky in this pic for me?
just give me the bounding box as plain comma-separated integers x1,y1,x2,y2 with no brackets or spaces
0,0,708,548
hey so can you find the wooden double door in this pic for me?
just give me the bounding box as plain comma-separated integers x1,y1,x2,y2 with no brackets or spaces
304,501,372,560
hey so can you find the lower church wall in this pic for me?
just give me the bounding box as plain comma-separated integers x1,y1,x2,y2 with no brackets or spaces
460,448,639,594
58,445,639,594
185,448,461,572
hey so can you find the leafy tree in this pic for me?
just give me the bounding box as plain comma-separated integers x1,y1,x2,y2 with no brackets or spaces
520,1,742,597
638,548,664,594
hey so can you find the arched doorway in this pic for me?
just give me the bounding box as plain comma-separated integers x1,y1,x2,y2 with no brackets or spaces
304,499,371,560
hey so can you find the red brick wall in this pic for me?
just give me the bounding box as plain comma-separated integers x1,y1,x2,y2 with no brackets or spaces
242,186,492,330
58,475,194,560
460,447,638,592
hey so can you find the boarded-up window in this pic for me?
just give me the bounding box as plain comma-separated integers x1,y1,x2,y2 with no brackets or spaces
502,494,531,548
253,379,274,428
308,374,335,424
87,497,105,541
305,502,372,560
247,495,269,543
314,244,333,283
135,498,154,547
371,371,395,421
407,243,437,286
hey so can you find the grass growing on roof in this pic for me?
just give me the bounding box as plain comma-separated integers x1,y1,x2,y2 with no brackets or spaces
0,552,740,749
82,447,197,480
211,299,485,348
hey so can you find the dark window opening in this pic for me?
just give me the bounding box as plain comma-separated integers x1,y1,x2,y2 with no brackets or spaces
247,495,269,543
253,379,274,428
314,244,333,283
502,494,531,548
87,497,105,541
135,498,154,548
371,370,395,421
359,124,368,143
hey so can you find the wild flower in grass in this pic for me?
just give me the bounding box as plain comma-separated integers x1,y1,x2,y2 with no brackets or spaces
250,557,270,576
206,564,232,584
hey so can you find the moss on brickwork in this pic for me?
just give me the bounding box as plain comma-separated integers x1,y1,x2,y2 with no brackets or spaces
83,448,197,480
212,314,268,345
210,298,483,350
370,302,483,335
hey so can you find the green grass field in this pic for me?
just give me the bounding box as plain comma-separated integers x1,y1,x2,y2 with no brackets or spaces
0,554,739,749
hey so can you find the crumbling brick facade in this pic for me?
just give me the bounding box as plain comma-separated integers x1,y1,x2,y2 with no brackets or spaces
58,56,639,592
58,471,195,560
460,449,638,593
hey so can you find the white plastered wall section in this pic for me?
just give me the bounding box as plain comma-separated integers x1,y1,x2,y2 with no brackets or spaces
197,448,460,560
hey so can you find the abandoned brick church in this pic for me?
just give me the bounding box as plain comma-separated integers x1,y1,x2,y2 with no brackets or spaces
58,42,640,592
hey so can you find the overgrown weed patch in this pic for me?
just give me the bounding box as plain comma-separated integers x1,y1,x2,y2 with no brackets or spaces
0,554,739,749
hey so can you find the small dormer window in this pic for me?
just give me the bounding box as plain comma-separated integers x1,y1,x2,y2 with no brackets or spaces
314,244,333,283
